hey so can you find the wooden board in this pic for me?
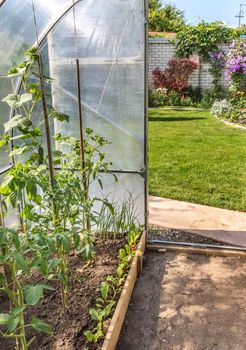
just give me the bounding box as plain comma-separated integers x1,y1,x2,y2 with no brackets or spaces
146,243,246,258
102,231,146,350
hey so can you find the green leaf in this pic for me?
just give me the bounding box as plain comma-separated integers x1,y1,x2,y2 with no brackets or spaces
9,134,33,141
4,115,26,132
9,146,29,157
45,237,56,254
60,236,71,255
2,93,32,108
84,330,95,342
33,194,42,205
23,204,34,219
117,264,125,279
7,316,20,332
31,318,52,335
103,301,115,318
42,284,55,291
23,284,43,306
0,313,11,325
26,179,37,200
47,258,60,274
48,106,69,123
11,305,26,317
78,241,94,260
89,309,100,321
100,282,109,301
23,284,54,306
119,248,126,260
29,83,41,101
0,174,14,190
13,252,30,274
7,67,19,77
52,150,63,165
0,139,7,147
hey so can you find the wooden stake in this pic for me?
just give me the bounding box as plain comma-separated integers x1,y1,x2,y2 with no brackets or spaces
75,58,90,231
37,54,55,188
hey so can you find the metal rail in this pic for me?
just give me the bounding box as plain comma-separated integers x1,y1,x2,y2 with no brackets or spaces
143,0,149,232
148,239,246,251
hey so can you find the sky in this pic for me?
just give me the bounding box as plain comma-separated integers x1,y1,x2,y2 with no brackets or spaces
166,0,245,27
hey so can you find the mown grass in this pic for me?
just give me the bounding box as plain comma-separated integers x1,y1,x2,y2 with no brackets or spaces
148,108,246,211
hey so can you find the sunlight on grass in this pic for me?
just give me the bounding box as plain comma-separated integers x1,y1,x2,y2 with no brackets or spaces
149,108,246,211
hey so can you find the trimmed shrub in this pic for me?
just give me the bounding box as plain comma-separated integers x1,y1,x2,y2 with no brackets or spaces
152,58,199,94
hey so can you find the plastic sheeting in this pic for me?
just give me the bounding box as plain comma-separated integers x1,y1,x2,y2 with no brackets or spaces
0,0,76,171
0,0,146,225
46,0,145,171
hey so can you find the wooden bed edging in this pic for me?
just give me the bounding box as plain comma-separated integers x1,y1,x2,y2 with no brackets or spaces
146,243,246,258
101,231,146,350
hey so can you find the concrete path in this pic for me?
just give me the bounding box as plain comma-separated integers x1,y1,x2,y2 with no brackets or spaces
149,195,246,247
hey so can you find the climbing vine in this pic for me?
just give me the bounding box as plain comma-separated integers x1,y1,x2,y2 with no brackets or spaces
175,21,239,61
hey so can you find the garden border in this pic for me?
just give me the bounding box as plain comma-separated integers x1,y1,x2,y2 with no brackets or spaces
102,230,146,350
146,241,246,257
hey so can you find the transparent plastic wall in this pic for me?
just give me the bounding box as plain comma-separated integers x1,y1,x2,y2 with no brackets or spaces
0,0,146,225
0,0,77,172
43,0,146,224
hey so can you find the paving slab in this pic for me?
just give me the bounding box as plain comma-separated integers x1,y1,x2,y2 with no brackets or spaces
149,195,246,247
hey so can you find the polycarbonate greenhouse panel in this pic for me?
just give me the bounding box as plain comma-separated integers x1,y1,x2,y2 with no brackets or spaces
0,0,78,141
89,173,145,225
0,0,147,226
0,0,73,74
45,0,145,172
0,0,78,168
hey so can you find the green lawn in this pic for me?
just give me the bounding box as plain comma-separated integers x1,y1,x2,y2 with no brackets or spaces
148,108,246,211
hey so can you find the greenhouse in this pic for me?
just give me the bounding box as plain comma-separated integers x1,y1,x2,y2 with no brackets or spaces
1,0,246,349
0,0,148,227
0,0,147,348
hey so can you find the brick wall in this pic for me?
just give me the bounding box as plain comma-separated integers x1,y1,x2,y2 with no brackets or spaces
148,38,230,89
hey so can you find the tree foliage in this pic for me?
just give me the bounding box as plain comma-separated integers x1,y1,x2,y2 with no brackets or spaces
149,1,186,32
175,21,239,61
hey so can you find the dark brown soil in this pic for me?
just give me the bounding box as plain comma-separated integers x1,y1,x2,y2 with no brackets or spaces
118,250,246,350
0,239,124,350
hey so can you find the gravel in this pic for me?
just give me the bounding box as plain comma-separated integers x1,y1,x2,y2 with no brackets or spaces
148,226,239,246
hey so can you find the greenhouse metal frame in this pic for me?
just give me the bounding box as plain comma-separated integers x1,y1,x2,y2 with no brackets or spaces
0,0,149,230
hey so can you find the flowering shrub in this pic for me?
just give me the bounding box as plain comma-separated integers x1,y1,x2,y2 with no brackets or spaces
148,88,168,107
225,40,246,81
209,50,226,91
211,100,232,118
152,58,199,94
225,40,246,112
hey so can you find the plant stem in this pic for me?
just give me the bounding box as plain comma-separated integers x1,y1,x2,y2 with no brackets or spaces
13,262,27,350
16,281,27,350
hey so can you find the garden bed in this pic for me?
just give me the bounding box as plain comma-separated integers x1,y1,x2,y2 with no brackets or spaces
118,250,246,350
0,238,123,350
0,232,146,350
